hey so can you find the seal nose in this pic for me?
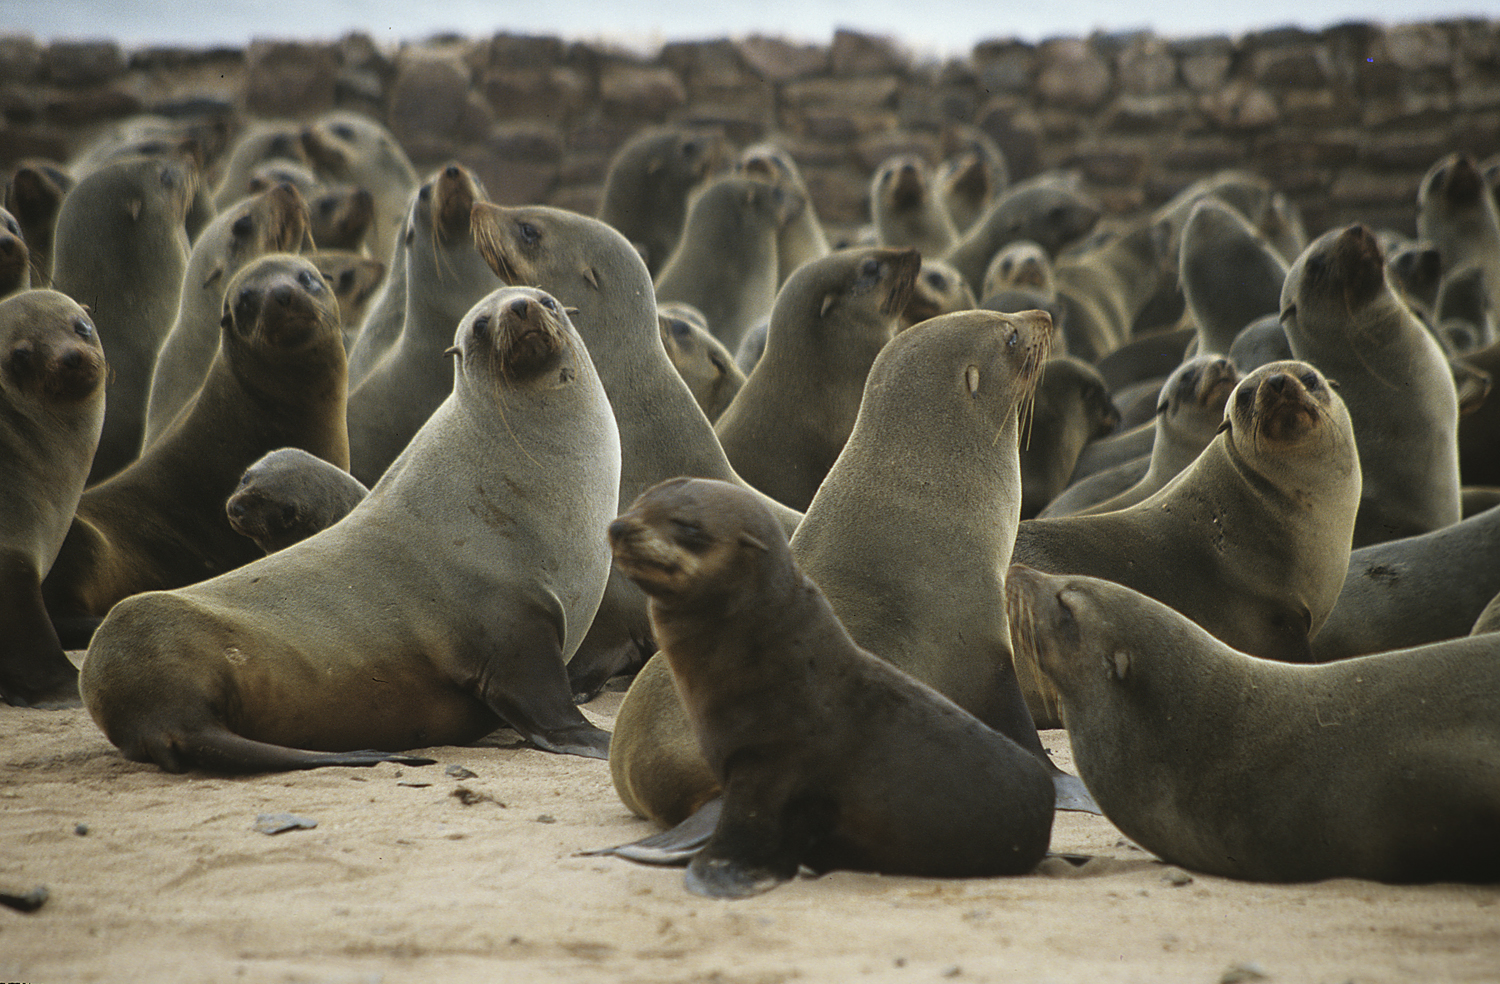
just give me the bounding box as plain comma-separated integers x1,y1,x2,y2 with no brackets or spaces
271,283,294,307
1265,373,1290,394
607,518,631,542
510,296,532,319
226,498,246,521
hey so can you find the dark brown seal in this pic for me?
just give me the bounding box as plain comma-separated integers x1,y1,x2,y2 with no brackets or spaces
609,478,1054,898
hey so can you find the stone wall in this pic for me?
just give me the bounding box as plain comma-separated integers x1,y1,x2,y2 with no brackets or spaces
3,20,1498,240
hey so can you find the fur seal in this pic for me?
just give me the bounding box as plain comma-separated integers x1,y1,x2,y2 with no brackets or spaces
1018,357,1119,518
470,202,803,698
211,121,308,210
935,131,1008,235
1180,198,1289,356
1417,152,1500,338
1281,223,1462,546
981,239,1054,301
79,286,620,771
42,254,348,632
300,112,419,267
343,207,410,385
347,164,500,486
5,161,72,287
713,247,921,512
144,182,312,445
1311,503,1500,661
654,176,798,352
1051,218,1172,362
51,154,194,483
597,126,728,276
0,206,31,298
0,291,106,706
943,178,1102,297
657,302,744,422
870,155,958,256
307,249,386,352
1012,361,1360,724
1008,565,1500,883
609,478,1054,898
1228,313,1294,372
226,447,368,554
1041,355,1239,518
899,258,976,331
735,141,829,284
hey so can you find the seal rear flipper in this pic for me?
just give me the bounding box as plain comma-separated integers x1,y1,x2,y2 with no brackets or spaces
566,632,651,703
137,728,437,774
581,797,723,865
474,618,612,760
0,570,82,708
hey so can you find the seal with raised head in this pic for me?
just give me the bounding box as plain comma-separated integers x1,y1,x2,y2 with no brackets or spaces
870,155,958,257
1281,223,1461,547
597,125,727,276
0,206,31,298
470,202,803,698
654,176,798,353
713,246,921,512
0,291,106,706
1012,361,1361,723
657,302,744,422
42,254,349,634
347,163,500,486
1417,152,1500,336
226,447,369,554
79,286,622,772
144,181,312,445
943,177,1101,298
608,477,1055,898
300,111,419,267
1180,197,1289,356
1008,565,1500,883
51,153,194,483
1050,217,1172,362
5,161,73,287
735,141,829,284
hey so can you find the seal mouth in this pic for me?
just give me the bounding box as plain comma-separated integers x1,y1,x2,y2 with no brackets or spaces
1196,359,1241,410
471,202,527,285
1239,365,1326,447
877,249,923,316
487,291,568,380
607,515,688,597
1003,564,1067,727
261,182,313,252
1328,224,1387,314
889,162,926,210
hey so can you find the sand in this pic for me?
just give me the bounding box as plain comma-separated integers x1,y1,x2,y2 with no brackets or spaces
2,685,1497,984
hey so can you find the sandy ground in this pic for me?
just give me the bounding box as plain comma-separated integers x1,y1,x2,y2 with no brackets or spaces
3,682,1498,984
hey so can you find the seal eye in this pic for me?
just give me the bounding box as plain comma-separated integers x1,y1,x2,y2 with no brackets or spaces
297,269,322,293
73,318,93,340
1300,372,1320,390
1235,385,1254,410
472,314,490,339
518,222,541,246
860,259,881,278
231,214,254,239
417,184,432,202
1007,330,1019,348
671,518,714,553
331,123,356,141
539,295,558,313
926,272,948,290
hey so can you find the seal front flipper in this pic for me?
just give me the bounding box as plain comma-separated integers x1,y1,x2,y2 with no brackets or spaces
473,605,611,760
0,572,81,708
683,777,815,899
1051,769,1101,815
583,797,722,865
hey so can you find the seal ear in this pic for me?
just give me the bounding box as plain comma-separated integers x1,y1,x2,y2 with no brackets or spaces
819,293,837,318
583,266,600,291
564,307,580,318
966,365,980,396
1108,649,1131,681
1215,420,1231,435
738,531,769,552
203,264,224,289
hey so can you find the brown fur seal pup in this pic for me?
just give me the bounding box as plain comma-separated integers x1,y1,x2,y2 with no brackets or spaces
226,447,368,554
735,141,829,285
603,311,1095,858
943,178,1102,297
981,239,1054,301
80,286,620,771
899,258,975,331
307,249,386,352
347,164,500,486
42,254,348,633
609,478,1055,897
1018,357,1119,518
1180,198,1289,355
300,112,419,267
1311,503,1500,661
654,176,798,352
658,302,744,422
598,126,728,276
713,247,921,512
1043,355,1239,518
144,182,312,445
870,155,958,256
51,154,195,483
1051,218,1172,362
1012,361,1360,724
470,202,803,698
0,291,106,706
0,207,30,298
1281,224,1462,546
1008,565,1500,883
1418,152,1500,333
5,162,73,287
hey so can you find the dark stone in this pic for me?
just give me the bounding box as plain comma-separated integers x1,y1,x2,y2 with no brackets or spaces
244,41,339,117
45,40,125,87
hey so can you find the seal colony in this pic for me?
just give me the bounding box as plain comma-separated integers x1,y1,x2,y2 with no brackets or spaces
5,82,1499,905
